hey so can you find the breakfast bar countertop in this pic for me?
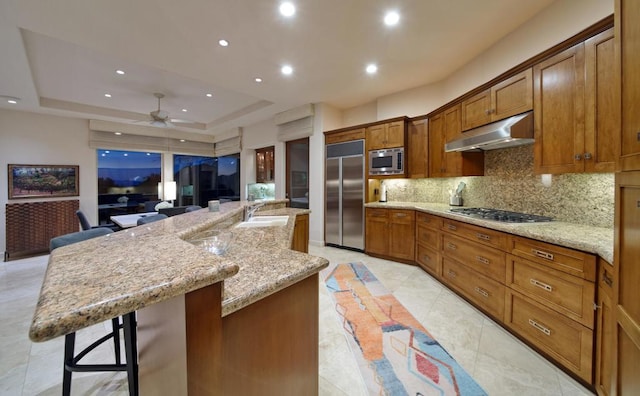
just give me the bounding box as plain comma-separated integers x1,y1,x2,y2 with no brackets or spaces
366,202,614,264
29,200,328,342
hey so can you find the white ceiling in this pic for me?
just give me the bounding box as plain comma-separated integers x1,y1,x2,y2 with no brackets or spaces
0,0,557,136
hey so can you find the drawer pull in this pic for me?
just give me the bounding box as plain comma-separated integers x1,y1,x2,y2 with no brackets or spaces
528,319,551,336
602,272,613,287
474,287,489,298
423,255,431,262
530,278,553,292
476,256,490,265
476,233,491,241
446,224,457,231
447,269,457,278
447,242,457,250
395,213,407,217
531,248,554,261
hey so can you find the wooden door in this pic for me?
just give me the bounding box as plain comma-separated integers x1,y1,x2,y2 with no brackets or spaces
408,119,428,178
461,89,491,131
613,171,640,395
428,111,445,177
443,104,462,177
533,43,585,174
385,121,405,148
388,210,415,261
584,28,618,173
618,0,640,171
595,259,614,396
365,208,388,256
492,68,533,121
366,124,387,151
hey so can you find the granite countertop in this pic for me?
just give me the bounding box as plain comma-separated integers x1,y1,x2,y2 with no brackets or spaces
29,200,328,342
366,202,614,264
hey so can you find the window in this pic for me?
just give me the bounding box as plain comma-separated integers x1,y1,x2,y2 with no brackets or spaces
174,153,241,206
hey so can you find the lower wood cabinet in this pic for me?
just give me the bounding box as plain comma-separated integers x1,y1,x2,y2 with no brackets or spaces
595,259,614,396
291,214,309,253
365,208,415,262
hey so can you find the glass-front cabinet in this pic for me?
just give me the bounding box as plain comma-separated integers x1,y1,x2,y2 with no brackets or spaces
256,146,274,183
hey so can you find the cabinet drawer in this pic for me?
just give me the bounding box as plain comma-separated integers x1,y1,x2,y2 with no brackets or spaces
505,290,593,382
506,254,595,328
366,208,388,218
442,234,506,283
416,244,440,277
443,258,505,320
597,258,614,300
389,209,414,224
416,225,440,249
511,237,596,281
325,128,365,144
415,212,441,230
441,218,509,251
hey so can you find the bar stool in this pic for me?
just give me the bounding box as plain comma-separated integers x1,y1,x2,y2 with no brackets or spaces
50,228,138,396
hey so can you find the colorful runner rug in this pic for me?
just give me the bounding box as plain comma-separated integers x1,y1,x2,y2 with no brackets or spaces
324,262,487,396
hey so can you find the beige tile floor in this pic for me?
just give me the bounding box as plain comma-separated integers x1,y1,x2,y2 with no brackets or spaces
0,246,593,395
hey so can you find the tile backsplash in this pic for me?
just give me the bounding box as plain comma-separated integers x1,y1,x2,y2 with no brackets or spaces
383,145,614,228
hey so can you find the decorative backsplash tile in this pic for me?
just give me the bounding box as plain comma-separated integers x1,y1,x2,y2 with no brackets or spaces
382,145,614,228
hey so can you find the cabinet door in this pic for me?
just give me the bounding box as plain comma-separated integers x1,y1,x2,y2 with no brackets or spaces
618,0,640,171
595,261,614,396
388,210,415,261
461,89,491,131
584,28,618,173
443,104,462,177
255,146,275,182
385,121,405,148
428,112,446,177
408,119,428,178
492,68,533,121
613,171,640,395
366,124,387,151
533,43,585,174
292,214,309,253
365,208,388,256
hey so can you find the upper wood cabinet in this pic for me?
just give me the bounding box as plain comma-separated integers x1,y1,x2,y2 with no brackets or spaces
366,120,405,151
533,29,618,175
429,104,484,178
324,127,365,145
618,0,640,171
255,146,274,183
461,68,533,131
407,118,428,178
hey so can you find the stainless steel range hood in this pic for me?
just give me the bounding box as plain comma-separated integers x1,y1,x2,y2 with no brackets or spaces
445,111,534,152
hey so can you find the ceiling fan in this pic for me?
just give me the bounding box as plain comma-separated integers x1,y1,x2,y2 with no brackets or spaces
144,92,192,128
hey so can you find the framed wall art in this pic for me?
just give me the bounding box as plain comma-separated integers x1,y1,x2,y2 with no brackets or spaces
8,164,79,199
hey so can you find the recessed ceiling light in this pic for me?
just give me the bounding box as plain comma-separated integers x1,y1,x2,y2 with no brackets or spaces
281,65,293,75
279,2,296,17
104,93,112,98
114,132,122,136
384,11,400,26
180,139,186,142
255,77,263,83
7,99,18,104
1,95,20,104
181,109,188,112
366,64,378,74
218,39,229,47
206,93,213,98
116,69,125,75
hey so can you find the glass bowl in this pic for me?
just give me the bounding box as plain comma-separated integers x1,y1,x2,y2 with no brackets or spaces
194,231,234,256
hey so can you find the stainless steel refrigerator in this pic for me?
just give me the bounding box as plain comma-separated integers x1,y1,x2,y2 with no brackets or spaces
325,140,364,250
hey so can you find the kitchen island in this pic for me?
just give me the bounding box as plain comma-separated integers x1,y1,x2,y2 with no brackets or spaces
29,200,328,395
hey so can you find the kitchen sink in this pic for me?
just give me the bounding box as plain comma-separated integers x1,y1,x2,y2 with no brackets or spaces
234,215,289,228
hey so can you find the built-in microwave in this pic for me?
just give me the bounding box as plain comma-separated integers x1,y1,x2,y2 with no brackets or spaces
368,147,404,176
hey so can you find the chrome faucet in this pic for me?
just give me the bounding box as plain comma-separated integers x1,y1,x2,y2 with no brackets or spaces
244,202,266,221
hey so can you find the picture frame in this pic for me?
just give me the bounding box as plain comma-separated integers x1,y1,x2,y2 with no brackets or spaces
291,171,307,188
8,164,79,199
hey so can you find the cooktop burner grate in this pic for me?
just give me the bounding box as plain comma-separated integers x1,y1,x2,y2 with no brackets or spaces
449,207,553,223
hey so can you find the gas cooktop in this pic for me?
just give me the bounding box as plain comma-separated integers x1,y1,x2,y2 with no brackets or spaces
449,207,553,223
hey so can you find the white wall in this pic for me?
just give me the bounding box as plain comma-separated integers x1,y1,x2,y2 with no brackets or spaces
0,109,98,254
241,118,283,199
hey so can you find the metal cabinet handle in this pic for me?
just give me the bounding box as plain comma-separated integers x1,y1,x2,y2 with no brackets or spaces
602,272,613,287
394,213,407,217
531,248,554,261
476,233,491,241
574,153,582,160
447,269,456,278
584,152,592,160
474,287,489,298
422,255,431,262
530,278,553,292
528,319,551,336
476,256,490,265
446,224,457,231
447,242,457,250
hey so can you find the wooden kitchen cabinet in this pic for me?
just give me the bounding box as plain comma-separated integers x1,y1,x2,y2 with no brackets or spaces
255,146,274,183
324,127,365,145
365,208,414,263
534,28,618,175
595,259,614,396
415,212,441,276
612,171,640,395
617,0,640,171
408,118,428,178
429,104,484,178
461,68,533,131
291,214,309,253
366,120,406,150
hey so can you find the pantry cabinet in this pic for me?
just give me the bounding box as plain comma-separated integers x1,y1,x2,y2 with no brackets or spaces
365,208,414,263
617,0,640,171
407,118,428,178
366,120,405,151
461,68,533,131
533,28,618,175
